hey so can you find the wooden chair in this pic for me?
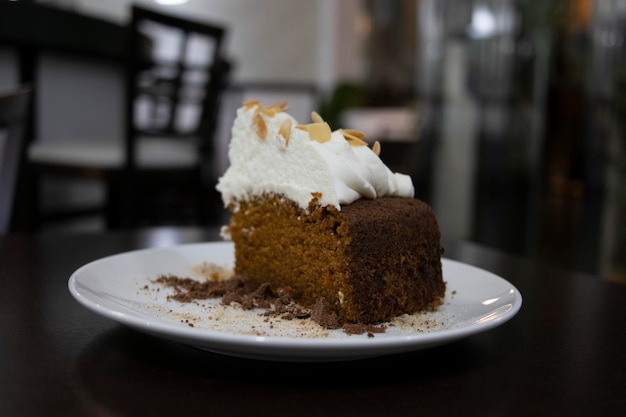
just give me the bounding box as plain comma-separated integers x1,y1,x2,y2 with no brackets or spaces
27,6,228,229
0,85,31,234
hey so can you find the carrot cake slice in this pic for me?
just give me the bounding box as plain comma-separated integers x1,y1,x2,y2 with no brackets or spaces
216,101,445,325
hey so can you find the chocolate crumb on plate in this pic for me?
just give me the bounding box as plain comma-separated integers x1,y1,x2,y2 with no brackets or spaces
152,274,393,334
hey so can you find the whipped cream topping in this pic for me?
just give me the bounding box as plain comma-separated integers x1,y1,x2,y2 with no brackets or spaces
216,102,415,211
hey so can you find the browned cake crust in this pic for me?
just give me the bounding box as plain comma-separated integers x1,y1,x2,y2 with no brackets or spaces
226,194,445,324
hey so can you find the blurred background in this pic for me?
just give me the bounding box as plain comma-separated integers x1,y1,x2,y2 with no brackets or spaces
1,0,625,283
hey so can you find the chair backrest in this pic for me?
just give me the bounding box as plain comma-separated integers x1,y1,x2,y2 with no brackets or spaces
0,85,31,234
125,5,227,174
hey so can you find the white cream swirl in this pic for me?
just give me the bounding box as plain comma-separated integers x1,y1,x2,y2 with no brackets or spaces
216,103,414,211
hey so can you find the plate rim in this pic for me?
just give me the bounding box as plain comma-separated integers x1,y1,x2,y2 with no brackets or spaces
68,241,523,359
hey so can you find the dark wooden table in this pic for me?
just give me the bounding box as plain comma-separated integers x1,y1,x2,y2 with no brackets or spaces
1,227,625,417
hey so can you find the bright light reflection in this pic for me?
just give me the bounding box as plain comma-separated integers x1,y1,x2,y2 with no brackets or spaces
482,297,500,305
475,304,513,324
155,0,189,5
469,5,496,39
147,227,182,247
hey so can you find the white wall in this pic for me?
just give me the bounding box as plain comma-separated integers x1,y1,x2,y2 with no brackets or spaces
37,52,125,142
59,0,368,89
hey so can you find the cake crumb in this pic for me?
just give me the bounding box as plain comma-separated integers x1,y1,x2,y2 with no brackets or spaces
147,262,448,337
343,323,387,336
310,298,339,329
152,273,378,334
192,262,234,281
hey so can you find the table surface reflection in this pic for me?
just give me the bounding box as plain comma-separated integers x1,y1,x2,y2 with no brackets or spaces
1,227,625,417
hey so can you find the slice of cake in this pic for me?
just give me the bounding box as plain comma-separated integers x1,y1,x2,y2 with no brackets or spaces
216,100,445,325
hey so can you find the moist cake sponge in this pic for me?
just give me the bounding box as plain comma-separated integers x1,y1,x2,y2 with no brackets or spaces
226,194,445,325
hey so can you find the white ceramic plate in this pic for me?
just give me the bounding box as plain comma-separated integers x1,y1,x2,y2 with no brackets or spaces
68,242,522,362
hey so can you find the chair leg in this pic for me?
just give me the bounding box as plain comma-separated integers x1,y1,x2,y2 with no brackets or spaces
199,184,222,226
11,165,40,232
105,178,133,229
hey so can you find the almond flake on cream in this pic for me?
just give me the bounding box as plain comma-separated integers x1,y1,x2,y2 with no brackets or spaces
216,101,415,212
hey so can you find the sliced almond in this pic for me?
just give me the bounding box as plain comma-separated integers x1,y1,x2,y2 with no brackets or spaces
244,100,288,117
295,122,331,142
259,106,277,117
341,129,368,146
278,118,293,145
305,122,332,143
243,99,260,108
256,102,288,118
372,140,381,156
254,113,267,140
268,101,289,112
311,111,324,124
261,107,278,117
346,137,367,147
342,129,366,139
